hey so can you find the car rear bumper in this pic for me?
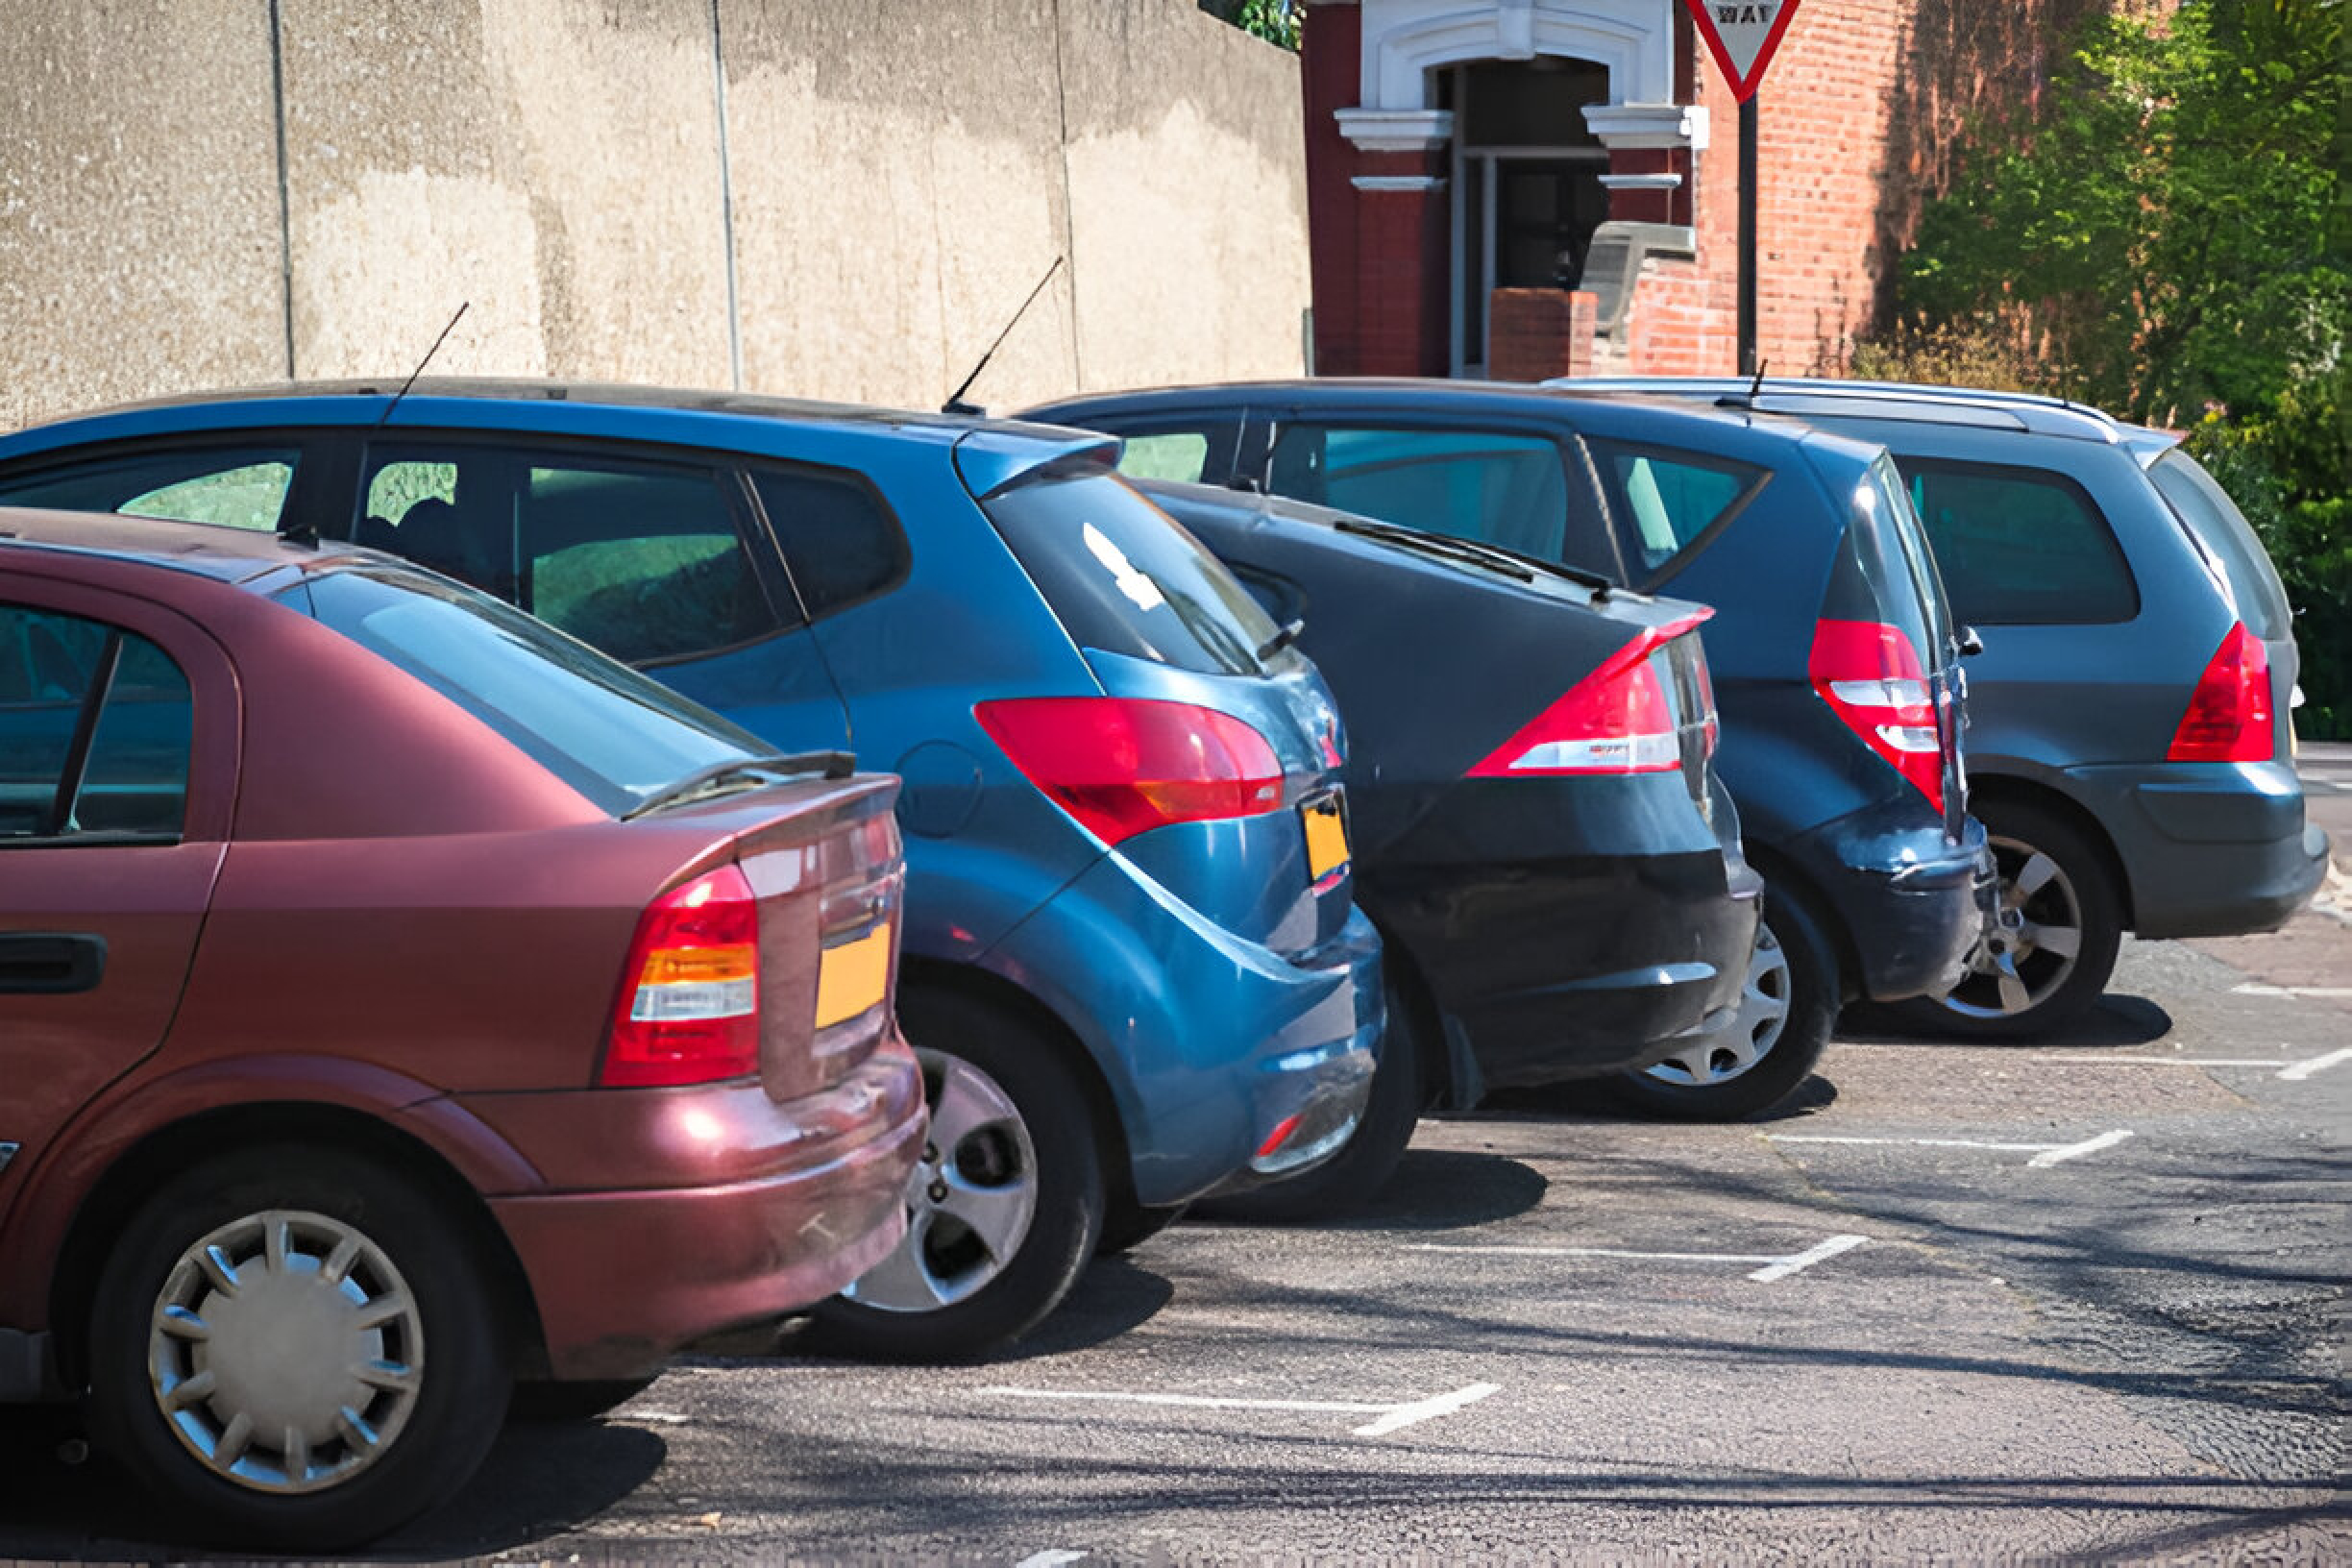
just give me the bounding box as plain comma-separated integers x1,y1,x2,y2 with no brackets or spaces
472,1036,926,1381
1797,807,1994,1002
1366,844,1764,1094
2063,761,2329,938
983,859,1385,1209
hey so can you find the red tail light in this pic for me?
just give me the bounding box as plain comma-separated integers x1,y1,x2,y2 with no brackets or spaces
1468,611,1713,777
601,864,761,1088
976,697,1285,845
2168,623,2273,762
1810,619,1945,814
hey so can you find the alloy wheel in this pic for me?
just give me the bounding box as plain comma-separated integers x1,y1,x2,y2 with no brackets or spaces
1941,833,2085,1019
842,1049,1040,1312
146,1209,423,1495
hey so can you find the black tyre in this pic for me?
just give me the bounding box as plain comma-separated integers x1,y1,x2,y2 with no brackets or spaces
1194,976,1421,1222
506,1377,654,1424
1609,884,1837,1121
1900,798,2123,1041
806,989,1104,1362
1095,1199,1188,1256
85,1146,511,1551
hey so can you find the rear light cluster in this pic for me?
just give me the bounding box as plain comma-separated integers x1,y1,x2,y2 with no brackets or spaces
978,697,1284,845
2168,623,2273,763
1469,611,1715,777
602,865,762,1088
1809,619,1946,814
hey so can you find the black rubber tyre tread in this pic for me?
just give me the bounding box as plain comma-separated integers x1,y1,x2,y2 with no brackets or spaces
505,1376,656,1424
1899,797,2124,1041
1095,1199,1188,1256
85,1145,511,1551
1607,884,1837,1122
1193,976,1420,1223
804,987,1104,1363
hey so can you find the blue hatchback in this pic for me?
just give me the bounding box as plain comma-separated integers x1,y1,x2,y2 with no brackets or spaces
0,382,1386,1360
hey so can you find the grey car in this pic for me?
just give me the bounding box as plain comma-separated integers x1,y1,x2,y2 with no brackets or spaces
1560,376,2330,1038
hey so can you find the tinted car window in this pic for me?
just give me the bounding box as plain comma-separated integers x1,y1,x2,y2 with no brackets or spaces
294,567,777,818
984,472,1284,676
1898,457,2138,625
0,447,299,530
0,605,191,841
357,444,790,664
1585,438,1765,575
2144,449,2291,640
1266,425,1574,563
751,466,909,620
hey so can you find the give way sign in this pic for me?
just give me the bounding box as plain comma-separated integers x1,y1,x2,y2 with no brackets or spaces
1682,0,1803,101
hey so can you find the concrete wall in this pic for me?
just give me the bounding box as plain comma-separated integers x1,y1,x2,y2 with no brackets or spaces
0,0,1310,432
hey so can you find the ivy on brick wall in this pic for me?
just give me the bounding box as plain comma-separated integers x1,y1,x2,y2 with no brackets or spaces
1874,0,2350,737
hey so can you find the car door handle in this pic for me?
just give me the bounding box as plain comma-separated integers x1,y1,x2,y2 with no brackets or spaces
0,933,108,994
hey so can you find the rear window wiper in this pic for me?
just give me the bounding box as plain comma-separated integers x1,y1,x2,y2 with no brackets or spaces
1333,516,1615,597
624,751,856,821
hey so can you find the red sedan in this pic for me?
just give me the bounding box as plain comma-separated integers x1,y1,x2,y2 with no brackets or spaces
0,510,926,1547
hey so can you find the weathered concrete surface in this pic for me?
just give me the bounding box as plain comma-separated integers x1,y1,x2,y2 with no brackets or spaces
0,0,1307,430
0,1,286,432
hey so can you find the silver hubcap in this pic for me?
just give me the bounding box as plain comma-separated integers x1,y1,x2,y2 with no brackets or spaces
1942,834,2086,1018
148,1210,422,1495
1646,919,1791,1087
841,1050,1038,1313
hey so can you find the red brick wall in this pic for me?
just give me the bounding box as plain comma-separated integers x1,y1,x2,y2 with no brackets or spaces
1300,3,1362,375
1488,288,1597,382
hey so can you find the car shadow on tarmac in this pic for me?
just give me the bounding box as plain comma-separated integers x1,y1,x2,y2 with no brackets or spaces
1841,991,2175,1046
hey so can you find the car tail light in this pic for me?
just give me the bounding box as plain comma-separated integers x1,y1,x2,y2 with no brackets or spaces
976,697,1284,845
601,864,761,1088
1468,611,1712,777
1810,619,1945,814
2168,623,2273,763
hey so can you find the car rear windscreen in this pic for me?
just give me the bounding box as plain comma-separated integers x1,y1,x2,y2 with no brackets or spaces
984,472,1286,677
2144,449,2292,642
290,566,776,817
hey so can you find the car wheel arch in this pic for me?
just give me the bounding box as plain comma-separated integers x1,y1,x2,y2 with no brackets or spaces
893,956,1136,1217
1965,772,2138,931
1736,845,1858,1004
45,1102,546,1391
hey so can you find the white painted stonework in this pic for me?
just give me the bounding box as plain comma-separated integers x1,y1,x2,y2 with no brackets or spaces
1356,0,1678,110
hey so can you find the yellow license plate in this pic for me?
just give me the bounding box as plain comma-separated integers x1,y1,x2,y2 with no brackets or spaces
815,921,893,1029
1303,795,1350,882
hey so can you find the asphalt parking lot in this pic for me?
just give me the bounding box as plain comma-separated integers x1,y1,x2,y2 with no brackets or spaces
4,760,2346,1563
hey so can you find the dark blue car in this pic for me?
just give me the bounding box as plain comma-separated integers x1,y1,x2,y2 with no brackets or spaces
0,382,1386,1360
1026,381,1996,1095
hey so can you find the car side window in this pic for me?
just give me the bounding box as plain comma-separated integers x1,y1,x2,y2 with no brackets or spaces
1265,424,1577,566
357,444,796,666
0,605,192,843
749,466,910,620
0,447,301,530
1897,458,2138,625
1115,432,1213,483
1582,438,1766,575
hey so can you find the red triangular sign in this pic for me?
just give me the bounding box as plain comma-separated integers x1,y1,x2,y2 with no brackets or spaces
1682,0,1803,102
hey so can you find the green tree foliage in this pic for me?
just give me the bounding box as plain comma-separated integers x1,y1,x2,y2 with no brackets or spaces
1200,0,1301,50
1879,0,2349,735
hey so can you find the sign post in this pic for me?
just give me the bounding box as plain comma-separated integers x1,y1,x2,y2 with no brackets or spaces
1680,0,1803,376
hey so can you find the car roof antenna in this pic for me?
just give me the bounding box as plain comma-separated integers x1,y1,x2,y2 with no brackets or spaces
942,257,1063,417
376,301,470,431
1747,356,1769,403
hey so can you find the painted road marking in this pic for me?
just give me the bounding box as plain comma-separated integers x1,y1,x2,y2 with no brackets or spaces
1768,1128,2134,1167
1016,1554,1088,1568
976,1382,1500,1438
1403,1233,1871,1284
2278,1047,2352,1081
2046,1049,2351,1080
2232,983,2352,999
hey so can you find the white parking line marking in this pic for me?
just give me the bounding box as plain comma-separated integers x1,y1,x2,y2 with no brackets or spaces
1403,1234,1873,1284
975,1383,1499,1438
1016,1553,1088,1568
1768,1129,2134,1166
2047,1055,2292,1066
2278,1047,2352,1081
1746,1233,1873,1282
2232,982,2352,999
